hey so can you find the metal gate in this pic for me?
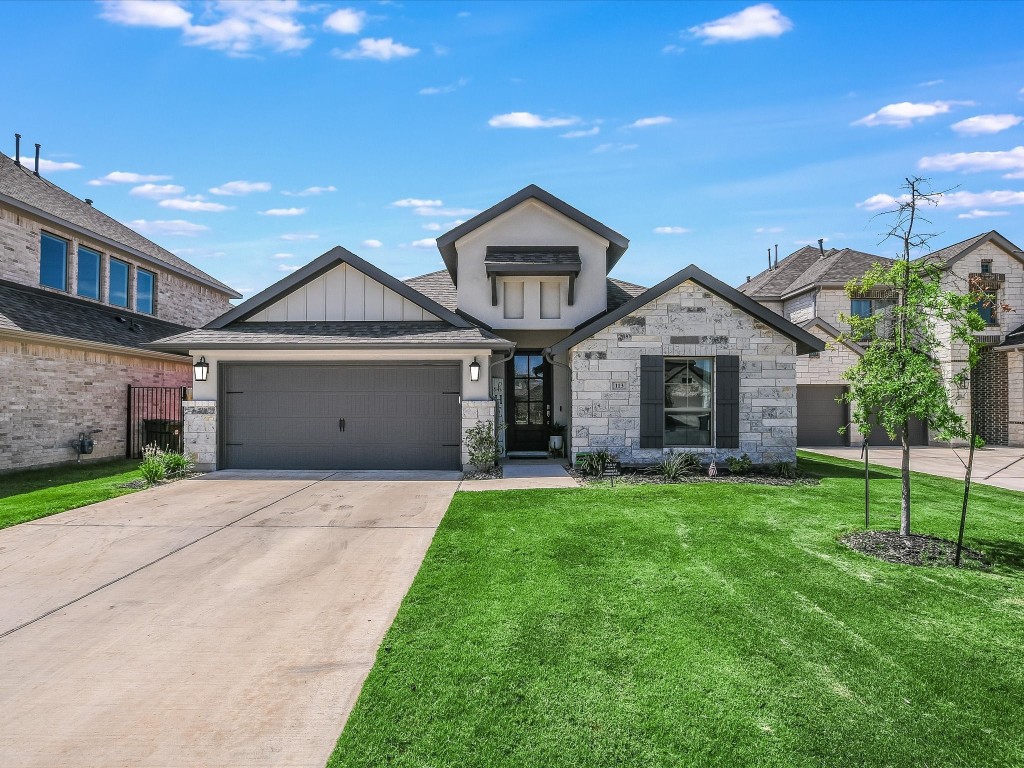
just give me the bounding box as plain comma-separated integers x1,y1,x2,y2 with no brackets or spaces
127,386,187,458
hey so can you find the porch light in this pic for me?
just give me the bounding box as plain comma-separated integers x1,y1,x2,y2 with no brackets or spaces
193,356,209,382
469,357,481,382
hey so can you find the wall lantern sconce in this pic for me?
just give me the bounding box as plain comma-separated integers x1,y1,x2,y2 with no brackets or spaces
193,356,209,382
469,357,481,382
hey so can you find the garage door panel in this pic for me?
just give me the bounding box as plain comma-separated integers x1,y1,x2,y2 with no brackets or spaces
797,385,848,446
221,363,461,470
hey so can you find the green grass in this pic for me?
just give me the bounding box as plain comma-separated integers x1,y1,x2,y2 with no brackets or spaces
329,453,1024,768
0,459,143,529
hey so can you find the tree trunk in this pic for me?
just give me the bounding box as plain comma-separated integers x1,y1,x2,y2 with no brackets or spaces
900,420,911,536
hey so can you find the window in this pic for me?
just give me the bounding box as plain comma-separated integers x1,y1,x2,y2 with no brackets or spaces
39,232,68,290
136,268,155,314
513,354,546,425
77,246,101,300
976,298,997,326
980,260,993,274
851,297,895,319
109,258,129,308
664,358,713,446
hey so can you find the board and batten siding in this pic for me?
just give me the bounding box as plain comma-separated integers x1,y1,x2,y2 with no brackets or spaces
245,263,440,323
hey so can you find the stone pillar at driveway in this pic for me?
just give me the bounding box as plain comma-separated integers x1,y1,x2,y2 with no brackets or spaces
183,400,217,472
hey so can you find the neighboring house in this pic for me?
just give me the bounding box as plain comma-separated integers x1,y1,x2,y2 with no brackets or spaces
739,231,1024,448
151,185,822,472
0,149,240,471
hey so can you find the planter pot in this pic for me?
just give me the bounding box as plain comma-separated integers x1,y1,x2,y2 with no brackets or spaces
549,435,563,452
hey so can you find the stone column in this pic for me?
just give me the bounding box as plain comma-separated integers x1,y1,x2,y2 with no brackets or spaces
183,400,217,472
461,399,496,470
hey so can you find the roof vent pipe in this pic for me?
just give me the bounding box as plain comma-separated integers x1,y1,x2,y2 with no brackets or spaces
14,133,21,166
33,143,41,176
774,244,778,270
84,199,93,206
767,248,772,271
817,238,825,258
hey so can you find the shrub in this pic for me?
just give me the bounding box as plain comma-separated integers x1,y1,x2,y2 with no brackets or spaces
725,453,753,476
160,451,195,477
656,452,701,481
577,449,612,476
465,421,503,469
139,446,167,485
769,461,798,479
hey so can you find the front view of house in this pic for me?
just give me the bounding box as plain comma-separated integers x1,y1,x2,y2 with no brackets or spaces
151,186,823,471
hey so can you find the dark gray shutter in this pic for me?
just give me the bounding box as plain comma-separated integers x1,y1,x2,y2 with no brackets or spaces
640,355,664,449
715,355,740,449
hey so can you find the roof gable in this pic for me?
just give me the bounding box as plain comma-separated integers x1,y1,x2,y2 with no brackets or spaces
550,264,825,355
435,185,629,283
206,247,471,329
917,230,1024,268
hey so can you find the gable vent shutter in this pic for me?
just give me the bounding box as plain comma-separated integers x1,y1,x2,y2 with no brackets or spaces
715,355,740,449
639,355,665,449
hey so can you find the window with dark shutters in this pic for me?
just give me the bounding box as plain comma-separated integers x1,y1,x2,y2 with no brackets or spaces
715,355,740,449
639,355,665,449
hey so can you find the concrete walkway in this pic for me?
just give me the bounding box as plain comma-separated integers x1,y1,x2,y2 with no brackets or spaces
460,460,578,491
801,446,1024,493
0,469,461,768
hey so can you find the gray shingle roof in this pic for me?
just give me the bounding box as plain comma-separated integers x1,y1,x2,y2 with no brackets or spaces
999,321,1024,348
0,279,191,352
607,277,647,310
484,246,582,266
739,246,894,298
149,321,513,350
0,151,238,297
915,232,991,266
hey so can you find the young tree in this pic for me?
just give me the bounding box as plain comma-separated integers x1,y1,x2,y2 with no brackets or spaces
837,178,995,536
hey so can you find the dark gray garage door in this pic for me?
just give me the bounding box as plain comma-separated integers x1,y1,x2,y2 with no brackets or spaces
864,411,928,447
797,385,849,446
221,363,461,470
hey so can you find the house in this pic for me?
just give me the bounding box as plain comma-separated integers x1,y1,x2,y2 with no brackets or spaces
151,185,823,472
0,147,239,471
739,232,1024,448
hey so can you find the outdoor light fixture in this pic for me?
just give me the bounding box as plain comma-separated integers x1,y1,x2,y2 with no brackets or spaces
193,356,209,382
469,357,481,382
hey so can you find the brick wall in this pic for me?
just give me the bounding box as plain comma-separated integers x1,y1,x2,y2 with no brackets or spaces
0,336,190,472
1,204,232,327
1008,350,1024,447
570,280,799,466
971,347,1009,446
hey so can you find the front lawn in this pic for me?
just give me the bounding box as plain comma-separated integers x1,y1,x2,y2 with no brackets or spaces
329,453,1024,768
0,459,143,529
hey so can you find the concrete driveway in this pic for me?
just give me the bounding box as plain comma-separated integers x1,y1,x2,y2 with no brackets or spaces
0,469,461,768
802,445,1024,493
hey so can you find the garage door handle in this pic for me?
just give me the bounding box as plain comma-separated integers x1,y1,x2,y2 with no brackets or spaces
339,418,346,432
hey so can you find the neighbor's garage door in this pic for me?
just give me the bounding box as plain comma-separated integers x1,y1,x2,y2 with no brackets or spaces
797,385,849,446
221,363,461,470
864,411,929,447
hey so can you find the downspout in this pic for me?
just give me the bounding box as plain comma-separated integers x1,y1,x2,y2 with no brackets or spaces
544,348,573,461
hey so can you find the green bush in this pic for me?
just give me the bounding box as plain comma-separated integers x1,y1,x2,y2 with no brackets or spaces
655,452,701,480
160,451,195,477
577,449,612,476
465,421,503,469
139,448,166,485
770,461,798,479
725,453,753,476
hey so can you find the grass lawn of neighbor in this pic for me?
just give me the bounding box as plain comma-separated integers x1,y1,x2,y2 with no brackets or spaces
329,452,1024,768
0,459,143,529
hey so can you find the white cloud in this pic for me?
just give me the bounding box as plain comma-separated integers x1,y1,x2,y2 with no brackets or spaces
128,219,209,237
662,44,685,55
419,77,468,95
919,79,945,87
689,3,793,43
280,232,318,241
629,116,673,128
34,158,83,172
412,206,477,217
488,112,580,129
271,252,294,259
856,193,907,211
282,185,337,197
592,143,638,154
561,127,600,138
411,238,437,248
333,37,419,61
858,188,1024,211
277,264,301,272
361,239,383,248
159,196,232,212
422,222,442,231
99,0,191,28
653,226,691,234
88,170,171,186
210,180,271,195
853,100,971,128
259,207,306,216
919,146,1024,177
323,7,366,35
950,114,1024,136
755,226,784,233
957,209,1010,219
130,183,185,199
393,198,443,207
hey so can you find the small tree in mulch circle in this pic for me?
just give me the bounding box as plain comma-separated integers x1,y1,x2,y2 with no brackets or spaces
836,177,1011,563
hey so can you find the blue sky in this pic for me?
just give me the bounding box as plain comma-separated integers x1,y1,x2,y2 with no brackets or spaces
6,1,1024,297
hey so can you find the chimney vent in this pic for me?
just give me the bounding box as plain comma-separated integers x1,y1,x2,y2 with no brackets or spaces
774,244,778,270
767,248,772,271
14,133,21,166
33,143,41,176
84,199,93,206
817,238,825,258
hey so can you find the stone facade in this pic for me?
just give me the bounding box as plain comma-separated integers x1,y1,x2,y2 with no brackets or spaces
569,280,799,466
183,400,218,472
461,399,496,469
0,337,189,472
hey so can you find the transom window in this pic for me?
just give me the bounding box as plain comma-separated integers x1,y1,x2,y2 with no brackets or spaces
109,257,129,308
664,358,713,446
39,232,69,290
77,246,101,300
136,268,155,314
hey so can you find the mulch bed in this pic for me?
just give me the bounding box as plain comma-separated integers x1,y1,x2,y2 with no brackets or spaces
841,530,988,568
566,467,818,487
463,466,504,481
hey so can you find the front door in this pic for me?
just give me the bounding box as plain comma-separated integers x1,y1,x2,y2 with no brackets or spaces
506,352,551,452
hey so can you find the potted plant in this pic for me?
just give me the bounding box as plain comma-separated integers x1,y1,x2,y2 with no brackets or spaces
547,422,566,456
465,421,504,471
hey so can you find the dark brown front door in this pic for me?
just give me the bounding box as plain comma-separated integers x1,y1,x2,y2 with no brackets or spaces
506,352,551,452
